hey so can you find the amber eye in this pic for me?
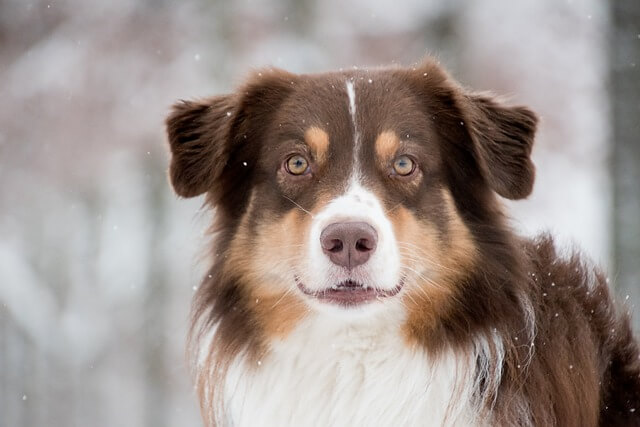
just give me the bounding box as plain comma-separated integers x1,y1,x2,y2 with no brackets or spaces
392,155,415,176
285,155,310,175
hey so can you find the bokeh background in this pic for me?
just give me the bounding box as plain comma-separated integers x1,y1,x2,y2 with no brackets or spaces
1,0,638,426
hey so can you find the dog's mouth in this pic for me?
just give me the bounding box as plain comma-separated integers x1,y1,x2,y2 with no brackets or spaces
295,277,404,307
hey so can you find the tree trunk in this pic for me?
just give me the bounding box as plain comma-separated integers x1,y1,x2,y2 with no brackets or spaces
611,1,640,328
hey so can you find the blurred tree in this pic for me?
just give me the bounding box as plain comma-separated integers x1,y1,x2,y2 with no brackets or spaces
611,1,640,328
143,151,171,427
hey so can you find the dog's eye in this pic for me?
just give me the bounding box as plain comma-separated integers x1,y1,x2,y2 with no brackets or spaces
285,155,310,175
392,155,415,176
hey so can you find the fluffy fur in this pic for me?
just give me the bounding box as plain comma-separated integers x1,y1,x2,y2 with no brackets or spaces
166,58,640,426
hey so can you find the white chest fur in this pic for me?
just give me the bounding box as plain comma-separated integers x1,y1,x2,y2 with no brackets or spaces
220,314,481,427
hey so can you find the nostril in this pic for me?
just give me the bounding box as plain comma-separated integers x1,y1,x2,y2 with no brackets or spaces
355,238,374,252
328,239,343,253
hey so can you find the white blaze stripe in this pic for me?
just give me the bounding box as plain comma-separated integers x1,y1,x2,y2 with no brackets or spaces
345,80,361,178
346,80,357,119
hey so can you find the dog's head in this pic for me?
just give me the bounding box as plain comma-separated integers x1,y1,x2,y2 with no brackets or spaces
167,59,537,337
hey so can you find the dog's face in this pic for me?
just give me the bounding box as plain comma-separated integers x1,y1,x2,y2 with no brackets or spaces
167,61,537,330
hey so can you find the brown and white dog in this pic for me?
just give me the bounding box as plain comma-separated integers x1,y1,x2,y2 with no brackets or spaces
166,59,640,426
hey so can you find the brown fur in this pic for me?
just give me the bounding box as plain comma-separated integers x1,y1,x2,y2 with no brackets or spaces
166,58,640,426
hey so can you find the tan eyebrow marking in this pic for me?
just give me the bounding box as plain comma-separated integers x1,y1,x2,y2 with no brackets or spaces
375,131,400,165
304,127,329,164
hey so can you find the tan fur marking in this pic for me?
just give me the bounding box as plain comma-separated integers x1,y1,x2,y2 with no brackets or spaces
375,130,400,166
224,210,307,340
304,126,329,165
389,206,454,346
249,209,309,338
390,192,477,347
440,189,477,270
224,193,334,341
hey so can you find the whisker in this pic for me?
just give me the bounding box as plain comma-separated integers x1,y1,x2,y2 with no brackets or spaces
270,284,299,310
401,287,424,305
269,243,305,250
398,252,460,274
397,244,463,275
385,201,405,214
400,265,449,293
282,195,314,217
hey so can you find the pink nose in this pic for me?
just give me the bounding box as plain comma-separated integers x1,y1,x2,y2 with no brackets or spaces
320,222,378,269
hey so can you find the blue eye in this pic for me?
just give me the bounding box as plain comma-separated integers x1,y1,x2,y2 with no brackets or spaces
393,155,415,176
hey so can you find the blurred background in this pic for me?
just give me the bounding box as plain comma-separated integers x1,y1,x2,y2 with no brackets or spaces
0,0,638,426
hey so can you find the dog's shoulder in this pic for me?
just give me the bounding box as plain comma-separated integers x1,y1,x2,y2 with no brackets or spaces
523,234,640,426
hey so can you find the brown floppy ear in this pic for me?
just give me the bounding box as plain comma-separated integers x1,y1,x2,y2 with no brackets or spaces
408,59,538,200
166,95,235,198
462,94,538,200
165,68,297,199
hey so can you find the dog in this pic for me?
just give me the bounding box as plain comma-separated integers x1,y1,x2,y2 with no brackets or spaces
165,58,640,426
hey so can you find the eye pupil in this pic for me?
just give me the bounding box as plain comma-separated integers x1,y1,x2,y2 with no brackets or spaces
393,155,415,176
286,155,309,175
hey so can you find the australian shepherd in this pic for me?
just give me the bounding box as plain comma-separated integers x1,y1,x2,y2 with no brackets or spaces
165,58,640,426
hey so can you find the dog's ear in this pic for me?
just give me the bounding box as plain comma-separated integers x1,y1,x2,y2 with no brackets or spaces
165,69,297,199
461,94,538,200
166,95,235,198
410,60,538,200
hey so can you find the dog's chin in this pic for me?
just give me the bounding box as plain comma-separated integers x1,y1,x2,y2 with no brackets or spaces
295,276,404,310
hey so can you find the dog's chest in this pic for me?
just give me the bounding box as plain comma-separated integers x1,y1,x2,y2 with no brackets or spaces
224,318,476,427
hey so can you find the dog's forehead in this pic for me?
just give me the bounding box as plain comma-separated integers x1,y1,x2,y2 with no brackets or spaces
291,71,426,120
273,70,437,157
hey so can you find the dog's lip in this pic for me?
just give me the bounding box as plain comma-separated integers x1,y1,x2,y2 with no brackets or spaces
295,277,404,307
